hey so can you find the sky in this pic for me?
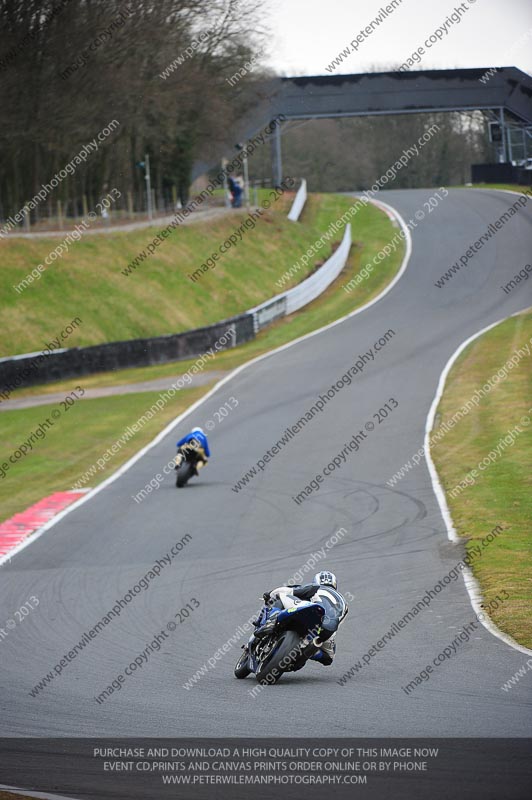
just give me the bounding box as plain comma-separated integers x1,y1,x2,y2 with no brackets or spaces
263,0,532,78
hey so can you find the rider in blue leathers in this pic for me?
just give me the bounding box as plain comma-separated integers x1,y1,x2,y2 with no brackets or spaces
175,426,211,473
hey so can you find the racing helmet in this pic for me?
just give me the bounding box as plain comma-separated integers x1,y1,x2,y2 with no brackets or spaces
314,570,337,589
191,427,205,437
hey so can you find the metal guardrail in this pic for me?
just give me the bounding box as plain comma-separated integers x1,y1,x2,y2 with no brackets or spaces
2,184,354,389
0,316,253,393
248,223,352,332
287,178,307,222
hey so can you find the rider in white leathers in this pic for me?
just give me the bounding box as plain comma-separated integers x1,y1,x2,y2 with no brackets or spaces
260,571,348,665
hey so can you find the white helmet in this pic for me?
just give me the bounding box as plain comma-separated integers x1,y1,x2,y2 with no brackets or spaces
314,571,337,589
191,427,205,436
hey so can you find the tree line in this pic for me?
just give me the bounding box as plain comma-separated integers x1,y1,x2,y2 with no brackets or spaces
0,0,269,223
0,0,494,227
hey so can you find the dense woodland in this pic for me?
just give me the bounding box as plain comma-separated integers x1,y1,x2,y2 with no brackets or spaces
0,0,492,224
0,0,268,220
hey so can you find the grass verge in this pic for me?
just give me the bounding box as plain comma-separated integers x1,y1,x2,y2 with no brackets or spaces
7,197,401,398
0,195,404,525
431,309,532,648
0,385,213,524
3,192,368,356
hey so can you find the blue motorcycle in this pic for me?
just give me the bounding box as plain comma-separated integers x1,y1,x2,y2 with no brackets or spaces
234,585,345,685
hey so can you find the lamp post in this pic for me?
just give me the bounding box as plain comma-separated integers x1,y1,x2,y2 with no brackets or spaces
136,154,153,219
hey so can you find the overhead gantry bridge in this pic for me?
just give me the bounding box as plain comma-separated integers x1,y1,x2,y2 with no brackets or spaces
220,67,532,183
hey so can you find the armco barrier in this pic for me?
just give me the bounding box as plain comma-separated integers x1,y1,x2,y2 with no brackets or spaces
250,297,287,334
2,205,353,391
0,315,254,393
287,178,307,222
248,224,352,330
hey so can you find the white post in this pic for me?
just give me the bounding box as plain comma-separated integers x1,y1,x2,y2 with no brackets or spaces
243,150,250,210
222,158,230,207
145,153,153,219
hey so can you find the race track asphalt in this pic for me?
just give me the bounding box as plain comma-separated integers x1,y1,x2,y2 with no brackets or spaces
1,189,531,753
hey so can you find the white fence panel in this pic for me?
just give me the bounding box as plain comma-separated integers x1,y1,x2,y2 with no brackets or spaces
249,223,351,330
287,178,307,222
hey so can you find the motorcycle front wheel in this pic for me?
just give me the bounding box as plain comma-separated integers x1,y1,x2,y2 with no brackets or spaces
256,630,301,685
234,650,251,679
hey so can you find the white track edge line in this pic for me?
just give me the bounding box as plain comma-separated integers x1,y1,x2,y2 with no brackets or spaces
424,307,532,657
0,199,411,569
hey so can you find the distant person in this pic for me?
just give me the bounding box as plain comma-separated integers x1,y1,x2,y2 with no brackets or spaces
228,176,242,208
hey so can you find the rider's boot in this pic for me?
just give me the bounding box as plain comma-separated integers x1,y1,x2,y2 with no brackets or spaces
310,637,335,666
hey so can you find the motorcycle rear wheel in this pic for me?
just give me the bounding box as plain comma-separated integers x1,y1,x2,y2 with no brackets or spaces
256,630,301,685
176,461,194,487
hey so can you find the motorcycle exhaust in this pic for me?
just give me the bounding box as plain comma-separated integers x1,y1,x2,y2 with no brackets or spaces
300,636,324,659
